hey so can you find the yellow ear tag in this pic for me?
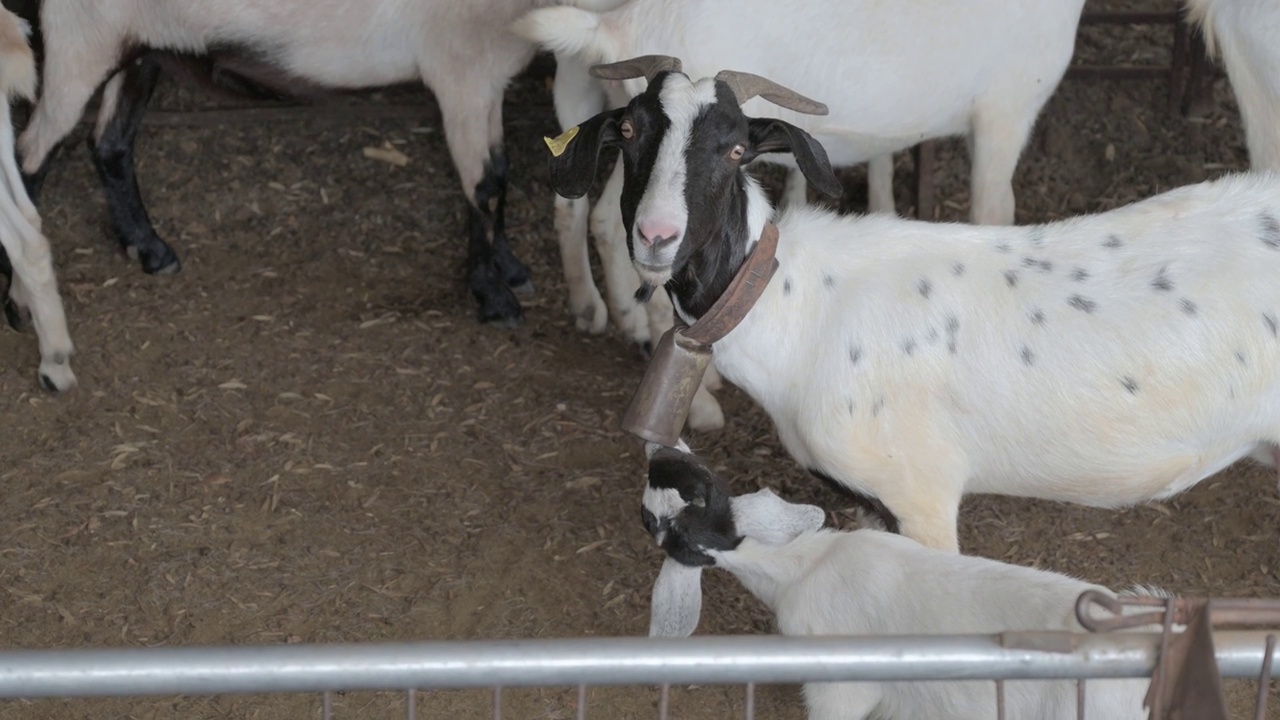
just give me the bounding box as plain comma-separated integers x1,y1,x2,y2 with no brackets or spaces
544,126,580,157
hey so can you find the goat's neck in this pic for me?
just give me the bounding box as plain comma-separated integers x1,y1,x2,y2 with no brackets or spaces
667,174,773,323
714,534,828,611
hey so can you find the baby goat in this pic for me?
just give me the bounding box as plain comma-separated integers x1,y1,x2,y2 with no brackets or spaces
551,56,1280,552
0,7,74,391
643,446,1151,720
17,0,559,325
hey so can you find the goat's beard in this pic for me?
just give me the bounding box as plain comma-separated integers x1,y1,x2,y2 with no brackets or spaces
634,283,657,303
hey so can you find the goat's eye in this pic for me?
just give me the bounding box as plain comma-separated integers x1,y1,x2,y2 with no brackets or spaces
620,120,634,140
729,144,745,160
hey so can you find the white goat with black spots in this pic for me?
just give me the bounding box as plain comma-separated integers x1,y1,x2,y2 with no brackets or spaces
1186,0,1280,172
514,0,1086,429
641,446,1153,720
0,7,74,391
549,58,1280,553
15,0,582,326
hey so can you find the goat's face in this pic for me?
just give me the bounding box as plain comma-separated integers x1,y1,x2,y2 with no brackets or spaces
547,67,841,301
642,446,739,566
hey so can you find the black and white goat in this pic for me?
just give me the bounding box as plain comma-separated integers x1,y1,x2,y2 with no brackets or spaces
515,0,1086,427
550,56,1280,552
0,7,74,391
14,0,568,325
642,446,1151,720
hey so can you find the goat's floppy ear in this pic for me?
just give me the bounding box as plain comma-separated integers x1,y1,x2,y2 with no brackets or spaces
731,488,826,545
745,118,842,199
649,557,703,637
546,108,625,199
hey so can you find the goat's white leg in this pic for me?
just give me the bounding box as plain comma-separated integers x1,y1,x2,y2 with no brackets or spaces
967,104,1036,226
551,56,608,333
0,103,37,231
866,153,896,215
17,38,117,175
1208,7,1280,171
0,197,75,391
429,74,527,325
782,167,808,209
591,163,649,348
556,195,606,332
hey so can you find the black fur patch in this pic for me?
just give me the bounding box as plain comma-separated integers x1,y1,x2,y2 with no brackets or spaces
808,468,900,535
1121,376,1139,394
951,262,966,277
1070,267,1089,282
1030,308,1046,325
918,278,932,299
1261,213,1280,250
1103,235,1123,249
823,274,835,289
645,448,741,567
1265,312,1278,338
1180,298,1198,316
1151,266,1173,292
1003,270,1019,288
1021,347,1034,366
1067,295,1096,313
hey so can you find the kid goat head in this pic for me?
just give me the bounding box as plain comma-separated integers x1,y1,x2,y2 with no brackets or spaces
547,55,842,316
642,444,825,637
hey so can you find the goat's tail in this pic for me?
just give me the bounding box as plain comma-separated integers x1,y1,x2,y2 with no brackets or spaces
510,5,621,65
0,9,36,103
1181,0,1220,57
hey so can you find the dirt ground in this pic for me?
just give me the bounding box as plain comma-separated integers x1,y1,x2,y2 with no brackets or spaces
2,2,1279,718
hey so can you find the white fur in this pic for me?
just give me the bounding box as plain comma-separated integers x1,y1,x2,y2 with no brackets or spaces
0,7,75,391
515,0,1086,427
700,494,1149,719
703,170,1280,552
1185,0,1280,172
18,0,557,210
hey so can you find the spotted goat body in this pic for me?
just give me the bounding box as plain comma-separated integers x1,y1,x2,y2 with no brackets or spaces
549,61,1280,553
15,0,580,325
514,0,1086,428
642,445,1152,720
0,6,75,392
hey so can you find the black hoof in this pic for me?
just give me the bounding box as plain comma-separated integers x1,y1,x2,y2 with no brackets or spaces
38,373,57,392
3,297,29,331
130,240,182,275
509,279,536,297
474,285,524,327
639,340,654,361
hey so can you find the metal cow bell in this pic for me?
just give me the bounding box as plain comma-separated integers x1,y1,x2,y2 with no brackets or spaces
621,325,711,447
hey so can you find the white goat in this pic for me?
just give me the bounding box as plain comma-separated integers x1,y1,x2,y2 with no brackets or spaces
641,446,1151,720
17,0,568,326
1185,0,1280,172
549,59,1280,553
514,0,1087,429
0,8,74,391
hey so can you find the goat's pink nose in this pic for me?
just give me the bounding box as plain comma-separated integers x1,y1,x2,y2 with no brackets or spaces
637,220,681,248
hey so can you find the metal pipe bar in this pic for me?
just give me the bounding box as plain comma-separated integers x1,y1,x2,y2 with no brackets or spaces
1,632,1279,699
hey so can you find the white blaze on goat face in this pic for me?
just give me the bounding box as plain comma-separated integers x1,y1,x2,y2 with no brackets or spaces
629,74,719,284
